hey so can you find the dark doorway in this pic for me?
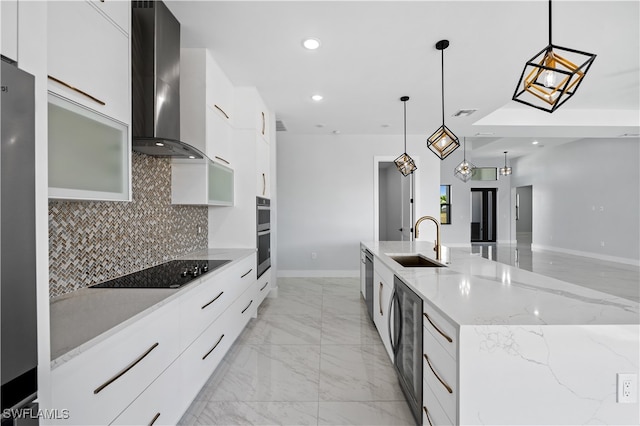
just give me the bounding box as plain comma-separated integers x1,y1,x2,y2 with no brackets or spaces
471,188,497,242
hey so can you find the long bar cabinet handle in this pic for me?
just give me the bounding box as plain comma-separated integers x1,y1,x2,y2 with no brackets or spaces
379,282,384,315
262,173,266,196
48,75,106,106
241,300,253,314
214,156,230,165
423,312,453,343
261,111,266,135
214,104,230,119
424,354,453,394
422,407,433,426
201,291,224,310
149,413,160,426
241,269,253,278
202,334,224,360
260,282,269,291
94,343,159,394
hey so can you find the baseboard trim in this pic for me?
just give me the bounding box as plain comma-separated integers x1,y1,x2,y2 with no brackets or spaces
531,244,640,267
277,270,360,278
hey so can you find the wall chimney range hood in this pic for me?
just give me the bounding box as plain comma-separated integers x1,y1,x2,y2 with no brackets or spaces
132,1,205,159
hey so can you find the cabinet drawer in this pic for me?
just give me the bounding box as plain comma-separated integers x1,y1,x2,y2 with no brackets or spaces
178,309,237,411
179,255,255,348
255,269,271,308
423,304,457,360
423,379,453,426
51,304,180,425
423,327,457,422
111,360,182,426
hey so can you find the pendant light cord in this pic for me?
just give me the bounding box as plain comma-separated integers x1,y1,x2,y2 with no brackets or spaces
403,99,407,152
441,48,445,125
549,0,552,45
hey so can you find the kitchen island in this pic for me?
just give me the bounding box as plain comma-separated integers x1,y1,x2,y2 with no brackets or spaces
362,241,639,425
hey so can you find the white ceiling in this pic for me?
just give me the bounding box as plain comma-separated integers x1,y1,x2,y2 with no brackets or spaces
166,0,640,159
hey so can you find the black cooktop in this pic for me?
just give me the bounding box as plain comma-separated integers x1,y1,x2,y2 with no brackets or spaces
90,259,231,289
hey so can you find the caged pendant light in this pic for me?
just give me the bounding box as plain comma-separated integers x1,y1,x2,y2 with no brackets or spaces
394,96,417,176
454,137,475,182
499,151,512,176
427,40,460,160
512,0,596,113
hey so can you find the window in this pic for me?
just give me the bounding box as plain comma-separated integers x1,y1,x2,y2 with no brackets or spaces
440,185,451,224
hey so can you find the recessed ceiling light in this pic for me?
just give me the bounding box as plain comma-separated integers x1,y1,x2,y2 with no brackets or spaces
316,124,325,128
532,140,539,145
332,130,341,135
302,38,321,50
311,94,323,102
381,124,390,128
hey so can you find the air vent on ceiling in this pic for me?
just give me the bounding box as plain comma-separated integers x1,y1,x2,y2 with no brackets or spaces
275,120,287,132
453,109,477,117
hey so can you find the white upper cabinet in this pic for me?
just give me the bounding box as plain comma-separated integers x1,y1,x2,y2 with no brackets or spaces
234,87,272,144
1,0,18,62
47,0,130,125
180,48,234,165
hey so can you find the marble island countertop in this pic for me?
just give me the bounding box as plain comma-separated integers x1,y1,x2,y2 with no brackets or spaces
362,241,639,327
50,248,256,366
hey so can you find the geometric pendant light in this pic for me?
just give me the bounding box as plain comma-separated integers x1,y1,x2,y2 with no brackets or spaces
499,151,512,176
512,0,596,113
454,137,475,182
427,39,460,160
394,96,417,176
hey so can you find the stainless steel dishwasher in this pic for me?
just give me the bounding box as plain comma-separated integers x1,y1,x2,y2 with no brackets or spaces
364,250,374,322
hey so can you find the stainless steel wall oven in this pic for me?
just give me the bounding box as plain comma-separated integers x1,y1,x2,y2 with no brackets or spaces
256,197,271,278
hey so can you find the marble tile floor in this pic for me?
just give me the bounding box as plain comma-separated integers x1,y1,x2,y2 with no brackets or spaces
179,277,415,426
470,242,640,302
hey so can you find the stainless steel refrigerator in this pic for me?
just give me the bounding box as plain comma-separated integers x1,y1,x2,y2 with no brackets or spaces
1,58,38,418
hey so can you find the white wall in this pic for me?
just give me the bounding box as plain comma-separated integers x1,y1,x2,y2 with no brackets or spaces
277,134,440,275
512,137,639,265
439,147,514,246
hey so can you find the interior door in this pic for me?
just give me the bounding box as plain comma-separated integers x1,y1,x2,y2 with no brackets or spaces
378,162,414,241
470,188,497,242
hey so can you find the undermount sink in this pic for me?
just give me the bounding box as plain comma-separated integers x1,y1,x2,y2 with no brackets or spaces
389,254,445,268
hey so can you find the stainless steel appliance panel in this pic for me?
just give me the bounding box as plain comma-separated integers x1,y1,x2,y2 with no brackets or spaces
364,250,373,322
392,276,423,425
1,60,38,410
256,197,271,278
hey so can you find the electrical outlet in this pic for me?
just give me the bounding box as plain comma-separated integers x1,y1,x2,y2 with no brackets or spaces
600,241,605,247
311,252,317,260
617,373,637,403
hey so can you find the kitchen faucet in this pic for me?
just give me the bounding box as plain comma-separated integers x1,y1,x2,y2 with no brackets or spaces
414,215,441,260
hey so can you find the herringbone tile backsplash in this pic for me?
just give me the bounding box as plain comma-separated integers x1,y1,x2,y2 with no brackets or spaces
49,153,208,297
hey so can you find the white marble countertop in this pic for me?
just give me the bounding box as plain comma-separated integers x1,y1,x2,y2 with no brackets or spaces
50,248,255,366
361,241,639,327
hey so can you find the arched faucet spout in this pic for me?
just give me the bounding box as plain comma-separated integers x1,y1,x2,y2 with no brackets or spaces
414,216,441,260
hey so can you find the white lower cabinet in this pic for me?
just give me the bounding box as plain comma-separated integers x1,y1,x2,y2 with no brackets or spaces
50,253,267,425
110,360,182,426
373,258,395,361
50,303,180,425
422,379,453,426
423,301,458,425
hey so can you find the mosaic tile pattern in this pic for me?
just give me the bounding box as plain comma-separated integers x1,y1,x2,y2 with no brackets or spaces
49,153,208,297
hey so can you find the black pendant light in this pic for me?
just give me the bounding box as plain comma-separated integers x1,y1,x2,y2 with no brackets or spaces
512,0,596,113
427,40,459,160
454,137,475,182
499,151,512,176
394,96,417,176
